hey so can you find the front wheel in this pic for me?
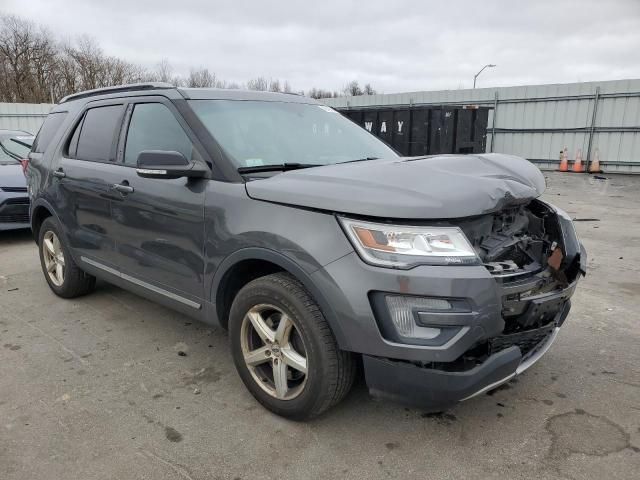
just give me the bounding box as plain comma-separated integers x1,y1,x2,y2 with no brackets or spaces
229,272,355,420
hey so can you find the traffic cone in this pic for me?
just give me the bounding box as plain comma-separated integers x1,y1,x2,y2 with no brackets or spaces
572,148,584,173
589,148,602,173
558,148,569,172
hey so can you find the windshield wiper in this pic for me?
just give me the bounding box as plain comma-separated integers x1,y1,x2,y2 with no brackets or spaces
339,156,380,164
237,163,324,174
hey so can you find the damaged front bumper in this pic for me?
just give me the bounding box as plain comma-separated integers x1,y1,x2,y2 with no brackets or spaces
359,202,585,410
363,293,573,410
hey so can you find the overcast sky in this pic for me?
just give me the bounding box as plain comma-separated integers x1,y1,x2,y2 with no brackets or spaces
3,0,640,93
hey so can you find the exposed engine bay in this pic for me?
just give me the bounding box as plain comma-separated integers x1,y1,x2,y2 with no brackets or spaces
458,199,583,335
406,199,587,373
460,199,580,284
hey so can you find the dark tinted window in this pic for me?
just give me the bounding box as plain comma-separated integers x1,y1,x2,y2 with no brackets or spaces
124,103,193,166
76,105,123,162
32,112,67,153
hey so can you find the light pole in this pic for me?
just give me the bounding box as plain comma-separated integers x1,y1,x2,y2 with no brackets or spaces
473,64,496,88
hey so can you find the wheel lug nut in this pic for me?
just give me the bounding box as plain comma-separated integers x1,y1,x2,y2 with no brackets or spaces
265,350,271,356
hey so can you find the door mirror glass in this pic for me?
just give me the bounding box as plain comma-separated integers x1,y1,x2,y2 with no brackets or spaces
136,150,206,179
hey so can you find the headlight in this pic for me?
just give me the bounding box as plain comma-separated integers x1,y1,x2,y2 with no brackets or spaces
338,217,479,268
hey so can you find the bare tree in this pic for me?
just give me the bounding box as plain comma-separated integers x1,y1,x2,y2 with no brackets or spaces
67,36,108,91
187,67,216,88
140,58,180,86
246,76,269,91
363,83,376,95
269,78,281,92
0,14,58,102
343,80,363,96
154,58,174,83
308,87,335,99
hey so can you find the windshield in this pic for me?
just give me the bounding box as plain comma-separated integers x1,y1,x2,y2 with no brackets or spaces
189,100,397,168
0,137,33,165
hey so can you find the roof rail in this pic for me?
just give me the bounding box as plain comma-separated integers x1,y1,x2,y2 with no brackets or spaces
59,82,175,104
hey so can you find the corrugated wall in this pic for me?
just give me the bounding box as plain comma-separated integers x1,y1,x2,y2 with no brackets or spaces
323,79,640,173
0,102,52,135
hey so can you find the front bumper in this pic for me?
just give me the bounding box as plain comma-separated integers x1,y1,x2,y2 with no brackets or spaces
0,192,30,231
363,302,570,410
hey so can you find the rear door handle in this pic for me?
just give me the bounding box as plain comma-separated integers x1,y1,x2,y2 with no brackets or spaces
110,183,134,194
52,168,65,178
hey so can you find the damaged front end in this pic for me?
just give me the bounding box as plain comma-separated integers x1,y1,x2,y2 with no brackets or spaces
462,199,585,289
362,199,586,410
444,200,587,376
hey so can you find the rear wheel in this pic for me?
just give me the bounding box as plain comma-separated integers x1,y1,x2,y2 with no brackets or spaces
229,272,355,420
38,217,96,298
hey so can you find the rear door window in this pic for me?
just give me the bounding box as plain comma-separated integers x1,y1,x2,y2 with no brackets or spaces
75,105,123,162
123,103,194,166
32,112,68,154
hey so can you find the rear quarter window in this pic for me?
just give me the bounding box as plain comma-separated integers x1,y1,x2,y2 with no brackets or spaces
32,112,68,154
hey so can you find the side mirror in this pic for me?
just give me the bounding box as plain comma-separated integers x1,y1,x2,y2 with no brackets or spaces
136,150,208,179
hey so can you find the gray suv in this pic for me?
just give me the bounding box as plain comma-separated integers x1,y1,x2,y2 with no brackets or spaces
27,83,586,419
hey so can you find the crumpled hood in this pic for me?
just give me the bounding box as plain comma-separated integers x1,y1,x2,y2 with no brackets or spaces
0,163,26,189
245,154,546,219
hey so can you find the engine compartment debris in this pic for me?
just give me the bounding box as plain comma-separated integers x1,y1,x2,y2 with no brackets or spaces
459,200,580,285
458,199,584,336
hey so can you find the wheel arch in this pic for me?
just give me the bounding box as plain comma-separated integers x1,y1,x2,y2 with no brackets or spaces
30,199,59,244
210,248,348,348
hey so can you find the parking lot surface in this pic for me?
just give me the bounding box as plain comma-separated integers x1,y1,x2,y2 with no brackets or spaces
1,172,639,480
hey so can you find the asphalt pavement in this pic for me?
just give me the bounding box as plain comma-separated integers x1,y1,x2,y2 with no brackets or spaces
1,172,639,479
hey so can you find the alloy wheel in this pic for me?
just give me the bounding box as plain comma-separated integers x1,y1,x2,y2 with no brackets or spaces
240,304,308,400
42,230,65,287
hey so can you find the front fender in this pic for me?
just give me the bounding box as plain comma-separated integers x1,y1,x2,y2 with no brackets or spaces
208,247,350,348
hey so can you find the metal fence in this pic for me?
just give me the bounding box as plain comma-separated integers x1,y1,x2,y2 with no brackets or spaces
0,102,52,135
323,79,640,174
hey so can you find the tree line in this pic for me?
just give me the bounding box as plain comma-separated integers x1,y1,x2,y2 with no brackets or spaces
0,14,377,103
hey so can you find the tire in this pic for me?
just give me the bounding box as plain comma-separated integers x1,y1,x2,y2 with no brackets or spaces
229,272,356,420
38,217,96,298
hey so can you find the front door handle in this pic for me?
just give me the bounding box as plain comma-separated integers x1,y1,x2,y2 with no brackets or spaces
110,182,134,194
52,168,65,178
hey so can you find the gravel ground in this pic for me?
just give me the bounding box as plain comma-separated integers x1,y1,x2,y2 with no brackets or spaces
1,171,639,480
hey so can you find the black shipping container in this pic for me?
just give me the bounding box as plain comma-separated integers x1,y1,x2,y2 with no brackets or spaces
340,105,489,156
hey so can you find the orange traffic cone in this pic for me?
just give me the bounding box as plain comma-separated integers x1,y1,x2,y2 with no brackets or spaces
589,148,602,173
558,148,569,172
572,149,584,173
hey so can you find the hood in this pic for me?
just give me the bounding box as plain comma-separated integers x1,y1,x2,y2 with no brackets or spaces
245,154,545,219
0,163,26,189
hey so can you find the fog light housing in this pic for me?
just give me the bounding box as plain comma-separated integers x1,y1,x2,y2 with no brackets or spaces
385,295,452,339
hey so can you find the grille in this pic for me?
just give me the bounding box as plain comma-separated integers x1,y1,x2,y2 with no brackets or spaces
489,324,554,358
1,187,27,193
3,197,29,205
0,214,29,223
